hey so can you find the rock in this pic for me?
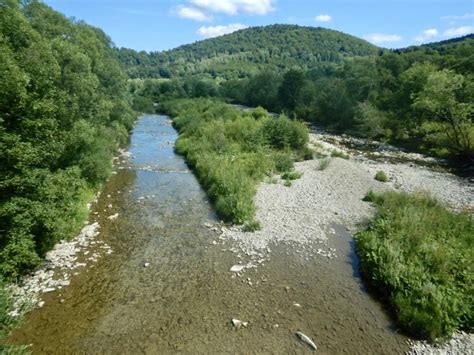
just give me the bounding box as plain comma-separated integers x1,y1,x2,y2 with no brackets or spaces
231,318,248,329
296,331,317,351
144,262,150,268
230,265,245,273
107,213,119,220
293,303,302,307
37,301,45,308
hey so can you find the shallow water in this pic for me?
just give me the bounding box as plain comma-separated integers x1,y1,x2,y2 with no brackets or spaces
10,115,409,354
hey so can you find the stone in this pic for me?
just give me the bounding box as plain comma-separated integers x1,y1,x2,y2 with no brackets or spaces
231,318,248,329
230,265,244,273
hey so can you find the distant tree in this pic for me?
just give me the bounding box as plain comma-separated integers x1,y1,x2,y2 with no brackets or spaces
413,69,473,159
354,102,386,141
278,70,305,112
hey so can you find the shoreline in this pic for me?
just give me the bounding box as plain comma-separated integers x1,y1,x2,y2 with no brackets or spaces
215,131,473,353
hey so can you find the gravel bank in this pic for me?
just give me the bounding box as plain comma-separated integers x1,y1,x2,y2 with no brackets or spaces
218,131,473,353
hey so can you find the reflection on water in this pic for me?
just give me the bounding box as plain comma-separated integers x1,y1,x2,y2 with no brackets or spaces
10,115,409,354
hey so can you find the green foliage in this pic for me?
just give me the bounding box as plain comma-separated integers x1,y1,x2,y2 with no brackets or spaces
117,25,379,80
283,180,292,187
356,191,474,340
330,150,349,159
0,1,135,281
161,98,308,224
242,220,261,232
318,158,331,170
281,171,303,180
374,170,388,182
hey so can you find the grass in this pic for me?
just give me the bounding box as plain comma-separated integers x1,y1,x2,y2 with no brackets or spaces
375,170,389,182
356,191,473,341
330,149,350,159
242,220,261,232
160,98,308,224
281,171,303,181
318,158,331,170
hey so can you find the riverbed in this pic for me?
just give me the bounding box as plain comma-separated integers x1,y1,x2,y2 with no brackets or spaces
9,114,411,353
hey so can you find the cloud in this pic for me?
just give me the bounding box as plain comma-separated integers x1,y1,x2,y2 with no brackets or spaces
364,33,402,44
314,14,332,22
176,5,212,21
441,13,474,21
189,0,275,16
197,23,248,38
443,26,474,38
414,28,438,42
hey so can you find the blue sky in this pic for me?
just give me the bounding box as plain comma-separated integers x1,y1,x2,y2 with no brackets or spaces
43,0,474,52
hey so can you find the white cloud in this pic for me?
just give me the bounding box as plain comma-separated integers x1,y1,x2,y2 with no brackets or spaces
414,28,438,42
443,26,474,38
190,0,275,16
441,13,474,21
197,23,248,38
176,5,212,21
364,33,402,44
314,14,332,22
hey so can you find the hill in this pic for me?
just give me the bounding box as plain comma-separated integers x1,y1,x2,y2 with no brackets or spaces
117,24,380,79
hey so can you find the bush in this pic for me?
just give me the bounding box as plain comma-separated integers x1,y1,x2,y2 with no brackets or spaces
330,150,349,159
356,191,474,340
281,171,302,180
375,170,388,182
318,158,331,170
243,220,261,232
161,98,309,224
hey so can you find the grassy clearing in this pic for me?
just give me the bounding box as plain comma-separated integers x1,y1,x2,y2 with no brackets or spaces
356,191,473,341
160,98,308,224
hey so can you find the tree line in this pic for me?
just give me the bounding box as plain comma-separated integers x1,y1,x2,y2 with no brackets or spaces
0,0,136,280
133,35,473,168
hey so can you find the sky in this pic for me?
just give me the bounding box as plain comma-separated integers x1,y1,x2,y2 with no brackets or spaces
43,0,474,52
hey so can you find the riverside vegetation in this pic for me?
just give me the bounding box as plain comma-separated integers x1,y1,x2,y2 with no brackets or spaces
160,99,309,225
357,191,473,341
0,0,472,350
0,0,135,347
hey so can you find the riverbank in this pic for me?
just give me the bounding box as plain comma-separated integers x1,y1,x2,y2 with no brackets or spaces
216,131,473,352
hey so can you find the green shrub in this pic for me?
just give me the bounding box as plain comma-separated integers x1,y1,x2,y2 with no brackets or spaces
318,158,331,170
281,171,302,180
162,98,308,224
375,170,388,182
331,149,349,159
243,220,261,232
356,191,474,340
273,152,294,173
283,180,292,187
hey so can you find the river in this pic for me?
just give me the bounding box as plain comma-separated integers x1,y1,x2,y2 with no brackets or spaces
10,114,409,353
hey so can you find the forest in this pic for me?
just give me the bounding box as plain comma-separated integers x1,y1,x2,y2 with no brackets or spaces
129,32,473,169
0,0,135,282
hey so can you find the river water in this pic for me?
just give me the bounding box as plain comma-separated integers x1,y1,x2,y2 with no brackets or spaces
10,114,409,353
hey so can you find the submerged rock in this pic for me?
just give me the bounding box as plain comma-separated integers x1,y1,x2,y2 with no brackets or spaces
296,331,317,351
231,318,248,329
230,265,245,273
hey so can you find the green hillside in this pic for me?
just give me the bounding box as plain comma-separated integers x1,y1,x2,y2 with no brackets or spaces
117,24,380,79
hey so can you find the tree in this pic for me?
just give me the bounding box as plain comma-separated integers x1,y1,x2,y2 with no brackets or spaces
278,69,305,112
354,101,386,141
413,69,473,160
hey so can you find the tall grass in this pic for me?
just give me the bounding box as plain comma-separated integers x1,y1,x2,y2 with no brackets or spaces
160,98,309,224
356,191,473,341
